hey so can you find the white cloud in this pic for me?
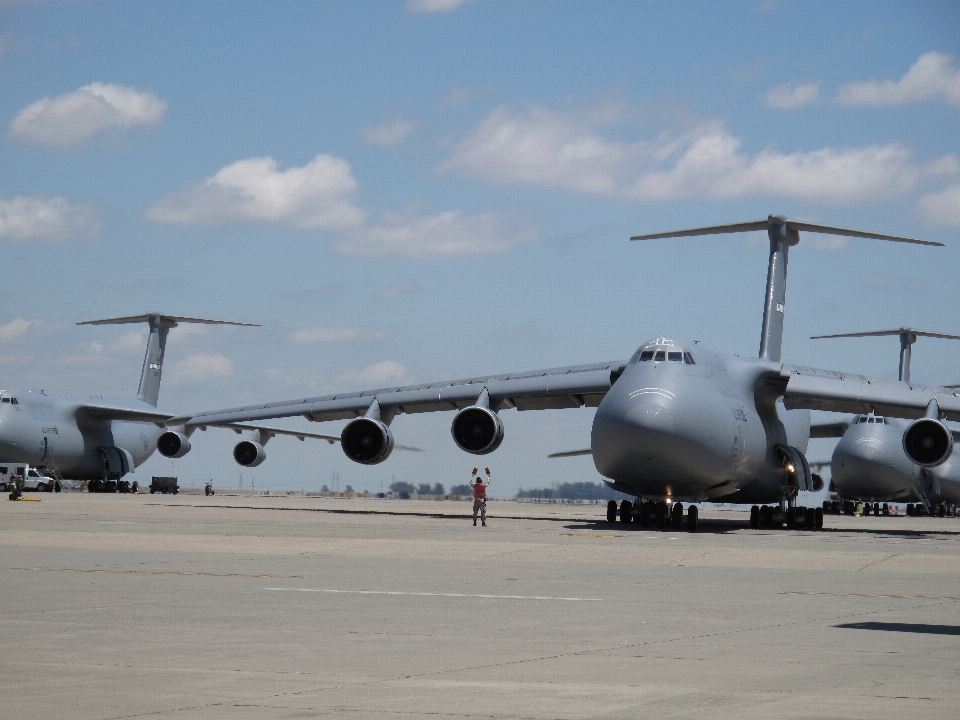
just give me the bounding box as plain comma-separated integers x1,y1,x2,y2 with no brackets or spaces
406,0,471,13
336,207,537,258
336,360,408,387
9,82,167,147
0,195,101,240
0,318,35,341
437,105,639,195
764,81,820,109
290,326,361,343
110,331,147,354
624,125,922,203
146,154,366,229
440,105,948,204
361,118,416,146
171,352,233,381
835,52,960,107
917,183,960,227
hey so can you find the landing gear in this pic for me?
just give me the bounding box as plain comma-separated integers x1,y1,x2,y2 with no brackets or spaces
639,501,651,528
671,502,683,530
804,507,816,530
606,500,617,523
654,501,667,529
815,506,823,529
619,500,633,524
750,505,760,529
687,504,698,532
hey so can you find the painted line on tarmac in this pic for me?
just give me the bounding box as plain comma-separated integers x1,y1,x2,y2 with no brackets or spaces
31,567,304,579
265,587,602,601
783,591,960,602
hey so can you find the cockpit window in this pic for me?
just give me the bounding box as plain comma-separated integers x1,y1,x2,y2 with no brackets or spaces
654,351,665,361
668,351,683,362
683,352,695,365
639,350,654,361
1,398,9,403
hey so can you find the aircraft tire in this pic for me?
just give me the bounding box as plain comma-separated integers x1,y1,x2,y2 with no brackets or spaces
655,501,667,529
804,508,815,530
671,502,683,530
750,505,760,528
786,507,797,529
9,492,17,501
639,502,651,528
687,505,698,532
54,481,61,492
131,481,138,493
606,500,617,523
619,500,632,524
815,507,823,529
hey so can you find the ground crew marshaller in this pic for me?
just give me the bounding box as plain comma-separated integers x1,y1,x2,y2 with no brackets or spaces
472,467,490,526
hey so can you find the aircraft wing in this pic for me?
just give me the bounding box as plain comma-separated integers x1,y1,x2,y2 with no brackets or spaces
777,366,960,421
168,360,627,427
808,420,850,438
195,422,341,444
76,402,173,425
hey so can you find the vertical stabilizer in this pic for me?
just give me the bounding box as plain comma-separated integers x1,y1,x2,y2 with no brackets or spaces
758,216,797,363
77,314,260,407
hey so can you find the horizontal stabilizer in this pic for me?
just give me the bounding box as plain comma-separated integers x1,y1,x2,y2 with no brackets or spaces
812,329,960,341
78,313,259,327
631,217,942,246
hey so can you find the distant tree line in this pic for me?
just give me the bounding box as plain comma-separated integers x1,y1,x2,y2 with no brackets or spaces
516,481,625,500
389,481,446,496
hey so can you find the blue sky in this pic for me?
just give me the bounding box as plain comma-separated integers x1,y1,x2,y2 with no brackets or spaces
1,0,958,493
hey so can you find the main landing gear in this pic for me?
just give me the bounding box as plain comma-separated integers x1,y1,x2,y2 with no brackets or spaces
749,503,822,530
607,499,698,532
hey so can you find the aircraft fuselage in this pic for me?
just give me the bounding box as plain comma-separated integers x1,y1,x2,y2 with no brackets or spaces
592,338,810,504
0,390,161,480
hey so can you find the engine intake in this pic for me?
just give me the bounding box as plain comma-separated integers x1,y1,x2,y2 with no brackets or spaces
157,431,191,459
341,417,394,465
233,440,266,467
903,418,953,467
451,406,504,455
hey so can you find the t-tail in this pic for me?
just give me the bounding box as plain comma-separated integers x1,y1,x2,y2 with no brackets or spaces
811,328,960,383
77,314,259,407
631,215,941,363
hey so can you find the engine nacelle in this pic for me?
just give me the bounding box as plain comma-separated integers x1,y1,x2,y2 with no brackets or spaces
811,473,824,493
157,431,191,459
341,417,394,465
451,406,504,455
233,440,267,467
903,418,953,467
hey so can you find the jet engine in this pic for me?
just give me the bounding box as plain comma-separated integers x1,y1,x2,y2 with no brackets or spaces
341,417,394,465
903,418,953,467
451,406,504,455
233,440,267,467
157,431,191,459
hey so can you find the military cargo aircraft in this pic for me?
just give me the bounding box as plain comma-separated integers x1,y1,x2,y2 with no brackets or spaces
809,328,960,515
0,313,340,490
167,217,960,531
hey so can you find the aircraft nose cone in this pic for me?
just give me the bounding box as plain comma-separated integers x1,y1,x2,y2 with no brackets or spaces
624,402,676,433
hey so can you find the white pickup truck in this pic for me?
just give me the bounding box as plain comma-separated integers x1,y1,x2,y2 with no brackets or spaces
0,465,60,493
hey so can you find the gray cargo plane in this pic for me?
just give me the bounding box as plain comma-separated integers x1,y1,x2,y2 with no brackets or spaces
809,328,960,515
167,217,960,531
0,313,339,491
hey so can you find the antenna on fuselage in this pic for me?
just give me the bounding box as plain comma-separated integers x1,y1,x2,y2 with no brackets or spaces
810,328,960,383
77,313,259,407
630,216,941,363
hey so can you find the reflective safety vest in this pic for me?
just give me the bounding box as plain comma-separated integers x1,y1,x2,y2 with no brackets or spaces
473,482,488,499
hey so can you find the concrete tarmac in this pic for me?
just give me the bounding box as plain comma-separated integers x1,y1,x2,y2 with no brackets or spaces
2,494,959,719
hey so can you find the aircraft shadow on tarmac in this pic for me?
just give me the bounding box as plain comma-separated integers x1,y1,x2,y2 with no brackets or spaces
563,518,960,538
835,622,960,637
